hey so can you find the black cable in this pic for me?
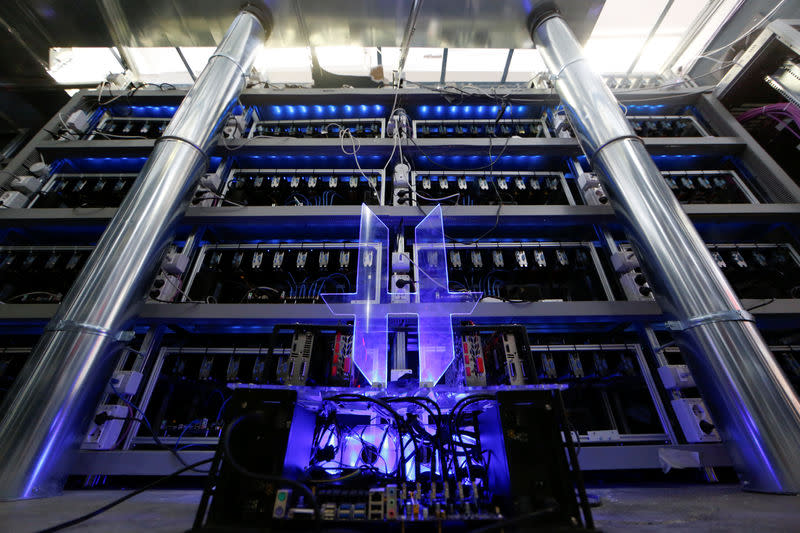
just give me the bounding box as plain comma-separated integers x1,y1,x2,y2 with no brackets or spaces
223,413,321,523
443,136,505,244
746,298,775,312
384,396,449,483
34,458,214,533
109,385,208,473
325,394,413,483
467,507,559,533
407,135,514,172
450,395,494,477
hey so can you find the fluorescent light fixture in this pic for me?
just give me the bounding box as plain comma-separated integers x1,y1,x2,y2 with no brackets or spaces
177,47,216,76
583,0,670,72
505,48,546,82
254,46,313,84
673,0,740,75
381,47,443,82
47,47,122,84
632,0,710,72
127,47,193,85
445,48,508,82
316,46,379,76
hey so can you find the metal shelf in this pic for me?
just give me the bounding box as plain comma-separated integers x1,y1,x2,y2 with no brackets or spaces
1,300,798,326
0,86,797,480
35,135,748,160
3,204,799,229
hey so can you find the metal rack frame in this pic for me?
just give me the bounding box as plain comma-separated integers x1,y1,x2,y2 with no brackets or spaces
0,86,798,477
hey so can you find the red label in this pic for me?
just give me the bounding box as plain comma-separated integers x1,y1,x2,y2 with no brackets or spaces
476,357,485,373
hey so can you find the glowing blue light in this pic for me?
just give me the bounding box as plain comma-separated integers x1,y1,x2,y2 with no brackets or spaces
626,104,667,112
413,154,545,171
414,206,481,385
344,105,353,115
59,155,222,173
121,105,178,118
298,105,308,115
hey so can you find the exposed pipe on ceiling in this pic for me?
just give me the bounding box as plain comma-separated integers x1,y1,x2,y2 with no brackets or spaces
528,6,800,494
0,5,271,500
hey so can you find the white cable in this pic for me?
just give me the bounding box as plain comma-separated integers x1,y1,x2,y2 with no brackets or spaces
160,272,199,303
404,253,451,293
414,191,460,203
700,0,785,59
334,124,380,200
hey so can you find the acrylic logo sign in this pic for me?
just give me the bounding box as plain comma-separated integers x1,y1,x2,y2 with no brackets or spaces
322,205,481,387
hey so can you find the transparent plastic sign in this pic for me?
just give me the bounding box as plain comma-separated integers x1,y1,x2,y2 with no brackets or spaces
322,204,481,387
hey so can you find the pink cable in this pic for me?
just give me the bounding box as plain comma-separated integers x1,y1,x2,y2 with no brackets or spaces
738,103,800,139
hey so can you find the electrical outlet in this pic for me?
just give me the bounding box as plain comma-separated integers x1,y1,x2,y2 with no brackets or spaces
82,404,128,450
671,398,720,443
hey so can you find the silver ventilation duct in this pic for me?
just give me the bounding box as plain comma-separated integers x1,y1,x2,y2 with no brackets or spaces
0,6,271,500
529,9,800,494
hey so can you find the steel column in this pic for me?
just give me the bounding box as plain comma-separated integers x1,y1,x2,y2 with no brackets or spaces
0,7,270,500
529,10,800,493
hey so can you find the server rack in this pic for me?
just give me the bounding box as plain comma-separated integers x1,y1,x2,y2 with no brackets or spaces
0,87,798,479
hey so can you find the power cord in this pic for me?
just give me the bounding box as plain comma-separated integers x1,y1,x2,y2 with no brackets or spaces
109,382,208,473
223,413,321,523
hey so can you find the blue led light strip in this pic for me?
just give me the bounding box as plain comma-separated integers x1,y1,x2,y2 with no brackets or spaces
262,104,385,120
416,105,528,119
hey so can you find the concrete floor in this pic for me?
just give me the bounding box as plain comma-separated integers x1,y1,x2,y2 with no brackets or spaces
1,484,799,532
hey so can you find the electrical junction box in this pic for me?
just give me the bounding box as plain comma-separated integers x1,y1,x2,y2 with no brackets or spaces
10,176,42,195
66,109,90,135
658,365,696,389
392,251,410,273
162,252,190,276
0,191,28,208
107,370,143,396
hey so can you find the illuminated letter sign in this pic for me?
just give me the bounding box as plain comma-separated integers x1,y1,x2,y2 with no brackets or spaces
322,205,480,387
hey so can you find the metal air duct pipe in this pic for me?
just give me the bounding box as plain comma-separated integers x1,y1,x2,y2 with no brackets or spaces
0,6,271,500
529,8,800,493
